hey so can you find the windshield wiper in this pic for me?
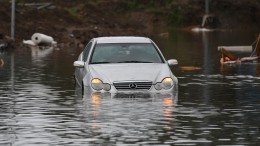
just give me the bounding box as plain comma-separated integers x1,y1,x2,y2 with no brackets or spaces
91,62,111,64
117,61,153,63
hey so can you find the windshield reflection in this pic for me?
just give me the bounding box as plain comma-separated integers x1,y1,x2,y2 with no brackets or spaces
90,43,164,64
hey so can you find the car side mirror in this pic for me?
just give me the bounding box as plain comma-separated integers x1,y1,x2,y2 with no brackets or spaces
73,61,85,68
167,59,178,66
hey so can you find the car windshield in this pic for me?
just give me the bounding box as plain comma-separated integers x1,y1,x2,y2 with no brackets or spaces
90,43,164,64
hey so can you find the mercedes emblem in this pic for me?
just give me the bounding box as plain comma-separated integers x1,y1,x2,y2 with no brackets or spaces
129,83,137,89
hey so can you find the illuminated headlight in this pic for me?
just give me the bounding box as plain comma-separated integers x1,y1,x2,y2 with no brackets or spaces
162,77,174,89
91,78,111,91
155,77,174,90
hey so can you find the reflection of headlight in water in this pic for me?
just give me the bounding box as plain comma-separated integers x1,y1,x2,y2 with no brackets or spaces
91,92,101,117
91,92,101,105
163,96,174,121
91,92,112,99
154,93,174,99
163,96,174,107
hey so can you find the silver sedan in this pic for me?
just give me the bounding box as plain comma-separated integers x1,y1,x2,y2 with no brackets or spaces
73,36,178,98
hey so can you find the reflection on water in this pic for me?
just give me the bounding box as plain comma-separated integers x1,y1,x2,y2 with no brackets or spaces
81,94,179,145
221,63,260,76
30,46,54,66
0,30,260,145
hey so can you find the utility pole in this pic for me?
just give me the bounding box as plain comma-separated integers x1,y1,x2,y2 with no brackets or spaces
201,0,215,28
205,0,209,14
11,0,16,40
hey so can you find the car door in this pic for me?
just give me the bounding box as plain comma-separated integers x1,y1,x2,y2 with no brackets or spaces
74,41,93,87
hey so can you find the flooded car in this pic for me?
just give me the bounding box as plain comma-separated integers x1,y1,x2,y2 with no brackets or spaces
73,36,178,98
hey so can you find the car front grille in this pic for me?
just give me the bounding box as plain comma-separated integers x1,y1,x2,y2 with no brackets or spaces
113,81,152,90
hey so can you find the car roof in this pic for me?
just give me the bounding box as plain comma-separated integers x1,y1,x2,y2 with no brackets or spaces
94,36,152,44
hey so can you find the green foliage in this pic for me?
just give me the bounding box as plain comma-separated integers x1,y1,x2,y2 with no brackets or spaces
66,8,78,17
125,0,176,11
166,0,175,4
126,0,142,11
168,7,184,25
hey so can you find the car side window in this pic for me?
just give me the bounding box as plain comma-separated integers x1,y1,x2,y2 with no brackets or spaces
83,42,93,62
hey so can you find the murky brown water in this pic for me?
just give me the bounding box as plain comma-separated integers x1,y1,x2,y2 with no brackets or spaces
1,30,260,145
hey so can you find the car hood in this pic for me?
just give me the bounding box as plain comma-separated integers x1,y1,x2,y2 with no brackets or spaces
88,63,173,83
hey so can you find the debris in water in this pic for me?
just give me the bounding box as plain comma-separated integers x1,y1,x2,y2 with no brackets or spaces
23,33,57,46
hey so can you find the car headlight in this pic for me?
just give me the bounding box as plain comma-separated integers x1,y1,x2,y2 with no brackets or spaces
91,78,111,91
154,83,163,90
162,77,174,89
103,83,111,91
155,77,174,90
91,78,103,90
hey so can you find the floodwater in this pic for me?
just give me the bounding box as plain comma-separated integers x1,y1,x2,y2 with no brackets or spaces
0,30,260,145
